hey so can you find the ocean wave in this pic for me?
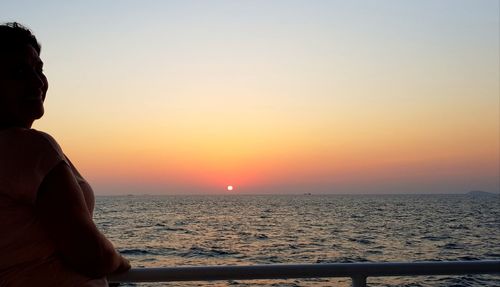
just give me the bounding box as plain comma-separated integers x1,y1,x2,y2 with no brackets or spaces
181,246,240,258
119,247,178,256
316,256,371,263
347,237,375,245
120,248,155,255
441,243,464,250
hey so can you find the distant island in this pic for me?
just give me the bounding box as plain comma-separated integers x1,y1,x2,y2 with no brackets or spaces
466,190,499,196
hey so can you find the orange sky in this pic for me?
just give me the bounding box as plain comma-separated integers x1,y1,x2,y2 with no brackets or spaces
5,1,497,194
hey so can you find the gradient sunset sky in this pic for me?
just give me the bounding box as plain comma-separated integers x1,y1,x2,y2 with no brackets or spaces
2,1,499,194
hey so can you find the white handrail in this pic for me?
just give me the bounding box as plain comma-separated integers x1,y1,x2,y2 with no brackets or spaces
108,260,500,287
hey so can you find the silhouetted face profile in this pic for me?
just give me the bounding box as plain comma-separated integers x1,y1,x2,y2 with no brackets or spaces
0,44,48,128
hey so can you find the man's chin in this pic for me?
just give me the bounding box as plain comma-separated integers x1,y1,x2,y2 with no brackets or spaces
34,108,45,120
24,106,45,123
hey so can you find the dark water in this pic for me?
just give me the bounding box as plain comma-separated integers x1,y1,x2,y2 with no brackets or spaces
94,194,500,286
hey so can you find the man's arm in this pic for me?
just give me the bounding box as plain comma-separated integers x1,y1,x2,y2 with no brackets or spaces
36,161,130,278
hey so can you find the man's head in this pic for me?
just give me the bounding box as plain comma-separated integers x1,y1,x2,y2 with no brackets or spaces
0,22,48,129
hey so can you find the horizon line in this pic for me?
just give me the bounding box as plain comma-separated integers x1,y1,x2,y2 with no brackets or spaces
95,191,499,197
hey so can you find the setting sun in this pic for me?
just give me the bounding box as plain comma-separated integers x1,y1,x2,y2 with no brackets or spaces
227,185,234,191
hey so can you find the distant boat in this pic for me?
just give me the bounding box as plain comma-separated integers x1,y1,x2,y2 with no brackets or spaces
303,193,312,195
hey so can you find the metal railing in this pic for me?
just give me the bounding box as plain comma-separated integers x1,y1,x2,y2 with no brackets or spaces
108,260,500,287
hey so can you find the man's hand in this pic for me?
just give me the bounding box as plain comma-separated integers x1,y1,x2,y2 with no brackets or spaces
112,255,131,274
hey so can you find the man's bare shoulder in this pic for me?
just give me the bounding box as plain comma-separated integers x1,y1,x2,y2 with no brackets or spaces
0,128,64,158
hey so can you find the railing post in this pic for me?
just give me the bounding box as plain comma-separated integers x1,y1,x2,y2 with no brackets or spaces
351,276,367,287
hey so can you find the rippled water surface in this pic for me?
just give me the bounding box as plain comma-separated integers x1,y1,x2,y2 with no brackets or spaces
94,194,500,286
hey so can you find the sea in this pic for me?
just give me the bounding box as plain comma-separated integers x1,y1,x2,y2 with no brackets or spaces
94,194,500,287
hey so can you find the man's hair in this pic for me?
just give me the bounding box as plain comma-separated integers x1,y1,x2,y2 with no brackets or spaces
0,22,41,55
